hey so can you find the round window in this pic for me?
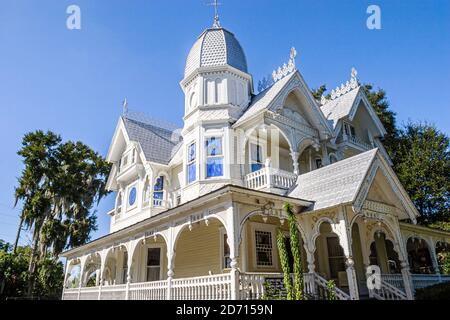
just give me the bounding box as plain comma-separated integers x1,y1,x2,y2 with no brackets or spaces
128,187,137,206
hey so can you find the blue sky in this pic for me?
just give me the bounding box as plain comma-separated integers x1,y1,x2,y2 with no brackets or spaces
0,0,449,246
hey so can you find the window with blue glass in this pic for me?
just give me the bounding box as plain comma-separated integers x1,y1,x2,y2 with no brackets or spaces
187,142,196,184
153,176,164,206
206,137,223,177
250,143,263,172
128,186,137,207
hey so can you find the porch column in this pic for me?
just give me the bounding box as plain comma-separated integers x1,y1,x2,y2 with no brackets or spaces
77,255,88,300
428,237,441,275
400,260,414,300
167,251,175,300
345,257,359,300
125,252,132,300
98,248,109,300
227,203,240,300
334,207,359,300
290,151,300,175
305,249,317,298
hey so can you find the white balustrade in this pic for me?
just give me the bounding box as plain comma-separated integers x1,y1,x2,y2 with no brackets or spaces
100,284,127,300
245,168,297,191
171,274,232,300
128,281,167,300
78,286,100,300
312,273,351,300
370,279,408,300
411,274,450,290
380,274,405,291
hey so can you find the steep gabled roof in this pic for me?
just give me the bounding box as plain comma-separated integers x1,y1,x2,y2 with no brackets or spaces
289,149,377,211
122,116,182,165
320,87,360,129
288,148,419,221
234,72,297,126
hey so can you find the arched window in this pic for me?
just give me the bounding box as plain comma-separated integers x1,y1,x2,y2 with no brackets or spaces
315,157,323,169
143,179,151,207
215,79,222,104
116,193,123,214
153,176,165,207
329,154,338,164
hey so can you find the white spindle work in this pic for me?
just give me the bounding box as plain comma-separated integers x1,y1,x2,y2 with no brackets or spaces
171,274,232,300
245,168,297,191
370,279,408,300
128,281,167,300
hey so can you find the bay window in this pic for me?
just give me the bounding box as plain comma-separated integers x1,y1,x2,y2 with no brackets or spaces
187,142,196,184
153,176,164,207
206,137,223,177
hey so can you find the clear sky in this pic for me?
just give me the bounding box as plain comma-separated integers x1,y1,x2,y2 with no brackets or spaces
0,0,449,246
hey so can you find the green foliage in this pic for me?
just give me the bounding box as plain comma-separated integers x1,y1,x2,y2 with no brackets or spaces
415,281,450,300
261,281,283,300
437,251,450,275
392,122,449,225
362,84,398,155
14,130,111,296
311,85,327,100
276,230,293,300
326,280,337,300
284,202,303,300
0,240,63,300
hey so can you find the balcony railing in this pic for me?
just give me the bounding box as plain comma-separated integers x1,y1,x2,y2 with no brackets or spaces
341,134,374,151
245,167,297,191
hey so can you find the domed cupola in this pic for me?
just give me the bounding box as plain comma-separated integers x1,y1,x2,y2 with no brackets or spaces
181,16,253,123
184,27,248,78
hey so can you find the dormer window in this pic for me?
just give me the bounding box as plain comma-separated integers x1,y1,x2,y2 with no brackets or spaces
206,137,223,177
187,142,196,184
153,176,165,207
315,157,323,169
344,122,356,137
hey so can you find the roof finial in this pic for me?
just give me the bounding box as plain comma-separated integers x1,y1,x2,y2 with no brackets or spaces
208,0,222,28
122,98,128,115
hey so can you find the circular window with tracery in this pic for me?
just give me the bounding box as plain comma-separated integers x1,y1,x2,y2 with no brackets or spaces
128,187,137,206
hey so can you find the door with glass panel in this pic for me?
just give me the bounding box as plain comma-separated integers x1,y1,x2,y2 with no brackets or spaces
146,248,161,282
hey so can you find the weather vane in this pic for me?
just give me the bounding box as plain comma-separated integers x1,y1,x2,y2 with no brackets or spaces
207,0,222,28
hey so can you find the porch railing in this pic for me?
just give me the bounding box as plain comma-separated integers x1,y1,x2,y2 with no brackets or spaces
245,168,297,191
171,274,231,300
370,279,408,300
411,274,450,290
129,281,167,300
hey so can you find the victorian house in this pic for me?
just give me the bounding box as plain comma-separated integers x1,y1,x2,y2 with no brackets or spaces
61,17,450,300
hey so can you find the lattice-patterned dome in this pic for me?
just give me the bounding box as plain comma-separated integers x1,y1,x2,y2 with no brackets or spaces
184,27,248,78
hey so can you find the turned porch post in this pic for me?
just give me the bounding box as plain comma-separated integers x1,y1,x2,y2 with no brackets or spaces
306,249,317,297
335,207,359,300
77,255,88,300
166,225,176,300
290,152,300,175
227,203,240,300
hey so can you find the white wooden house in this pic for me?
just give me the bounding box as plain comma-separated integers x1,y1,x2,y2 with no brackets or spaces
61,18,450,301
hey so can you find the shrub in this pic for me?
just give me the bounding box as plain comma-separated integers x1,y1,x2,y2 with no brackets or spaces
415,281,450,300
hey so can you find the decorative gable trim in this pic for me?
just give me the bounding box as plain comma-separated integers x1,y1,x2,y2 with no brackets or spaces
352,151,418,223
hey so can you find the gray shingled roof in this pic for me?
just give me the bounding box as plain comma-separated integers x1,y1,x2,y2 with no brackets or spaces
234,72,296,126
288,148,378,211
320,87,360,129
122,116,182,165
185,27,248,77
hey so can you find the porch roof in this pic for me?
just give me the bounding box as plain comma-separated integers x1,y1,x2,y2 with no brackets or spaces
288,148,378,211
60,185,312,259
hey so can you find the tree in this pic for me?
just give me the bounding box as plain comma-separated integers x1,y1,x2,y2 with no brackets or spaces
392,122,449,227
362,84,398,155
14,130,110,297
311,85,327,101
0,240,63,300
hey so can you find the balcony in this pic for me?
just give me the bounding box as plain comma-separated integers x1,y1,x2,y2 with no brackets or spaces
340,133,374,151
245,167,297,192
